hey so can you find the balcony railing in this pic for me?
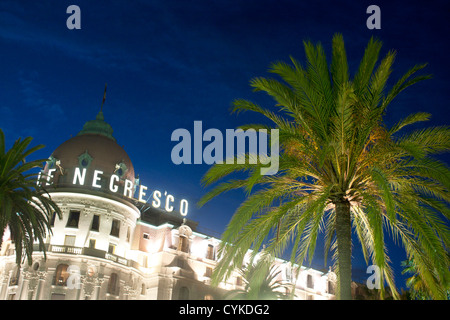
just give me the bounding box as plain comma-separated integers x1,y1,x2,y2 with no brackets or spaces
24,244,130,267
51,245,83,254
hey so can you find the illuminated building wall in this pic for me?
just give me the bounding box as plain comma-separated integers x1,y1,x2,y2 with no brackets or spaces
0,111,336,300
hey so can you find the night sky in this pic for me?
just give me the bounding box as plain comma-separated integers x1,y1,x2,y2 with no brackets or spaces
1,0,449,290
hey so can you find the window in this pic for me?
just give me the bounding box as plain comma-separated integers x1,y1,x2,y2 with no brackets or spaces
328,281,335,295
205,267,213,278
143,233,150,240
107,273,119,295
50,212,57,226
110,219,120,237
89,239,96,249
91,215,100,231
32,262,40,271
236,276,243,286
9,266,20,286
141,284,146,295
178,236,189,253
108,243,116,255
54,264,69,286
66,210,80,228
206,244,215,260
126,226,131,242
114,162,127,178
307,274,314,289
78,150,93,169
64,235,76,247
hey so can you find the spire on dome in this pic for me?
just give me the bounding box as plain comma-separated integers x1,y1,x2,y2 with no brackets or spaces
77,83,115,140
100,83,107,112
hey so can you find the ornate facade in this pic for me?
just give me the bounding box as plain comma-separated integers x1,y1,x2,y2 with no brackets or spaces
0,110,336,300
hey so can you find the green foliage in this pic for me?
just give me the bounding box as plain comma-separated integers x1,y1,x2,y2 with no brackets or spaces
199,34,449,300
0,129,61,265
401,258,450,300
224,251,291,300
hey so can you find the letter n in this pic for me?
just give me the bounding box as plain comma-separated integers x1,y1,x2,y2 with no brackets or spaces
73,167,86,185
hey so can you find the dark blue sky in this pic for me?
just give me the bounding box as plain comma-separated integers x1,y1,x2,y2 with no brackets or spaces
1,0,448,289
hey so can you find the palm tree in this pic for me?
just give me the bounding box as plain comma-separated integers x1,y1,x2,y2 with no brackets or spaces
402,257,450,300
0,129,61,265
401,258,431,300
199,34,450,300
224,252,290,300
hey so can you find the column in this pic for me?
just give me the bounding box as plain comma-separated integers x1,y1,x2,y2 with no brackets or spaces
33,271,47,300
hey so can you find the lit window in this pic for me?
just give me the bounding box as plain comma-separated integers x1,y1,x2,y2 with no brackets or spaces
54,264,69,286
108,243,116,254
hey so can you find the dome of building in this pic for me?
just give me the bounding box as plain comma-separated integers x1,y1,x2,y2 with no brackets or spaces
42,110,136,200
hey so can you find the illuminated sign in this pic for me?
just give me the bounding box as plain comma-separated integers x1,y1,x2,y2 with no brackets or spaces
38,167,188,216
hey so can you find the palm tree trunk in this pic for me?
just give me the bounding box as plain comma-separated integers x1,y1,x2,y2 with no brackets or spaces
335,199,352,300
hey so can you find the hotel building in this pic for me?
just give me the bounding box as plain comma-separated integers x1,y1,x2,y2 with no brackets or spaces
0,110,336,300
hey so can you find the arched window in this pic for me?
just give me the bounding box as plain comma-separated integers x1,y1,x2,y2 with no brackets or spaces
178,286,189,300
108,273,119,295
54,264,69,286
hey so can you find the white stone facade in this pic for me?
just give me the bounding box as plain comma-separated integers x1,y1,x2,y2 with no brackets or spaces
0,189,336,300
0,111,336,300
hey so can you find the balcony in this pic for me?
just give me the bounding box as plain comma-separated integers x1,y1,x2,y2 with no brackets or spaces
28,244,130,267
51,245,83,255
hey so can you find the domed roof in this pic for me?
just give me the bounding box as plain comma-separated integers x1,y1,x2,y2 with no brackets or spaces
42,110,136,199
